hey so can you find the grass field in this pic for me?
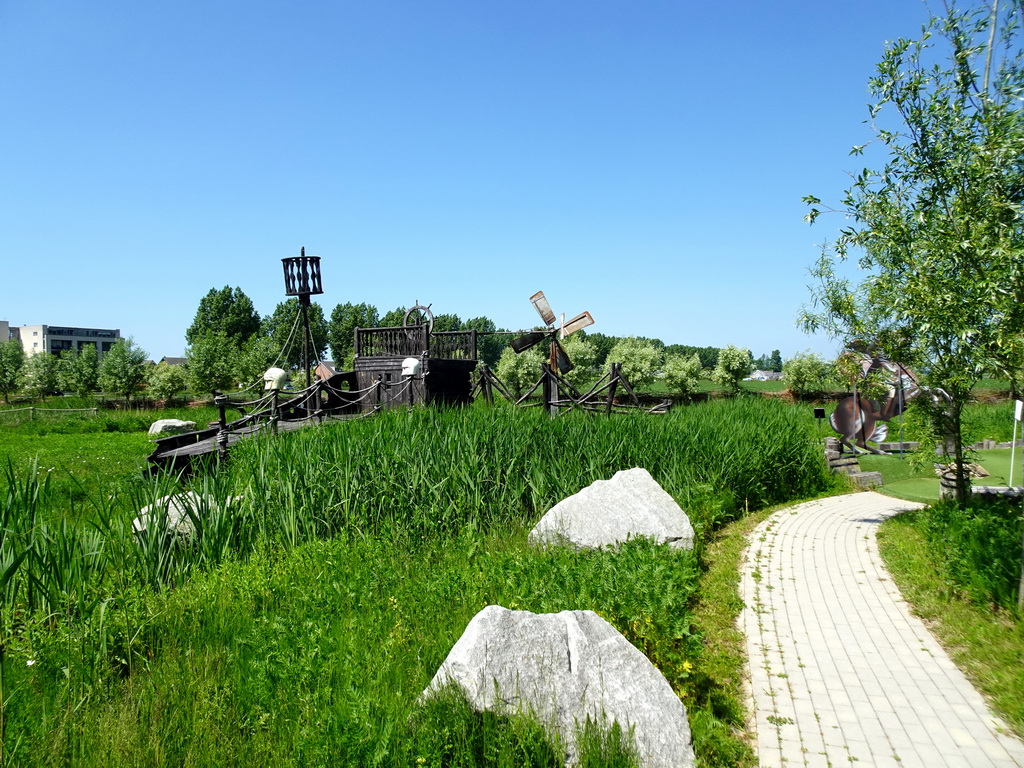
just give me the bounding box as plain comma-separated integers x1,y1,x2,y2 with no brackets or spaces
2,393,1021,765
879,503,1024,735
0,398,836,767
858,444,1024,505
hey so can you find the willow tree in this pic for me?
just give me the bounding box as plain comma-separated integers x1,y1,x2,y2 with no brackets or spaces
801,0,1024,506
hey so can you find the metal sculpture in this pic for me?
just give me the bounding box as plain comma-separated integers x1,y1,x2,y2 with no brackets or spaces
831,351,919,454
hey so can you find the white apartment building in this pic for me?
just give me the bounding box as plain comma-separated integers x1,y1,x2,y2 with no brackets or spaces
13,325,121,358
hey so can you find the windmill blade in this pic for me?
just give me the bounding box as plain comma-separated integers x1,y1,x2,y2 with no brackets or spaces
552,339,574,374
530,291,556,328
560,311,594,337
511,330,548,354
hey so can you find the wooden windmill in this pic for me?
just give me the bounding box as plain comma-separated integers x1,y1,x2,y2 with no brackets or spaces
510,291,594,373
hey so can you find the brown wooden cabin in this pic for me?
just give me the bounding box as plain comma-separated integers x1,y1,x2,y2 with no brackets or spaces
353,325,478,411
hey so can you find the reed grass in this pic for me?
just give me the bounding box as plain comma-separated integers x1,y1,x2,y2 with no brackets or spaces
226,399,832,545
0,398,834,766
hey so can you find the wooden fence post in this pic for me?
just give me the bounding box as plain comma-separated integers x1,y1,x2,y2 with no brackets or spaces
214,392,229,460
605,363,619,417
541,364,555,417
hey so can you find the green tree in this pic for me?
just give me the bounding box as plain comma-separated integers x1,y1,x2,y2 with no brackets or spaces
495,345,544,397
379,306,407,328
712,345,753,395
262,300,329,372
462,316,506,368
769,349,783,372
663,353,703,399
186,286,261,347
99,338,149,404
584,332,618,368
329,302,379,368
236,334,279,391
560,334,598,390
606,337,663,390
665,344,720,369
20,352,59,401
432,313,462,333
0,340,25,403
801,1,1024,505
782,351,835,397
186,331,238,396
57,345,99,398
147,362,188,404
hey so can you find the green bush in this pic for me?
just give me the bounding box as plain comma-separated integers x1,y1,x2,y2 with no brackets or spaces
711,346,752,395
781,351,834,396
921,496,1023,611
662,353,703,399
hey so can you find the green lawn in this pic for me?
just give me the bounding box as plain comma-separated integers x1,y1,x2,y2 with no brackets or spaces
857,446,1024,505
879,509,1024,737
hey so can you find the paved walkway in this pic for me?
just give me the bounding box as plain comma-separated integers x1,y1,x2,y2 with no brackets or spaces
740,492,1024,767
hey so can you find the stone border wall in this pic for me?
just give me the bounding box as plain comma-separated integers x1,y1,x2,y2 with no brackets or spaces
823,437,882,489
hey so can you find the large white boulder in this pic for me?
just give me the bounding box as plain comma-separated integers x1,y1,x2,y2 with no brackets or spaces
131,491,234,541
529,468,694,551
422,605,694,768
148,418,196,437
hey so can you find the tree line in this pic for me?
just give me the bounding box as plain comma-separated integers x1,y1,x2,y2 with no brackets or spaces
0,284,792,405
0,336,149,404
182,286,793,395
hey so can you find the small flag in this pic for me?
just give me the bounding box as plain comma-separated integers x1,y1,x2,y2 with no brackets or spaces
1016,399,1023,422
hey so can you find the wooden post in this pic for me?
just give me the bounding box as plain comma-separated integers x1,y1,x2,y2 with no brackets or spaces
480,364,494,405
214,392,229,460
303,298,311,390
541,363,554,417
605,363,619,417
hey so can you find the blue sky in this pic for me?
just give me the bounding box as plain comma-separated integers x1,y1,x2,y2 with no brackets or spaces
1,0,933,361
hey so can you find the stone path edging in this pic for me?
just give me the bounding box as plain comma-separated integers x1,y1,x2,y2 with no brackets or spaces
740,492,1024,767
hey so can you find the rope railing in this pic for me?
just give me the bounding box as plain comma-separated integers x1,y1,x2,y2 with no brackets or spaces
229,392,277,410
0,406,100,418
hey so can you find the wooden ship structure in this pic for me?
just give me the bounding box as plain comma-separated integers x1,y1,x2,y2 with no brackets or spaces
146,255,658,472
148,252,480,471
352,304,478,411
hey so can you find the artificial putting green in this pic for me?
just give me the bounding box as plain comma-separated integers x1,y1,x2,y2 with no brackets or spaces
858,447,1024,505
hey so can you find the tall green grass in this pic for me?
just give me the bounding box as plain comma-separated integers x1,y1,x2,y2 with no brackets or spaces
913,496,1024,612
0,398,834,766
227,399,832,545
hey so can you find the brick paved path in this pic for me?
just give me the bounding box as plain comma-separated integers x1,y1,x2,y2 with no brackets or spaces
740,492,1024,767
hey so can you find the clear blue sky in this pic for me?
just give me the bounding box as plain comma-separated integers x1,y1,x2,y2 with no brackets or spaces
1,0,933,361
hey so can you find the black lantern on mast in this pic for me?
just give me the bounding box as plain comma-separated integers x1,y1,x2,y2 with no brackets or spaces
282,247,324,388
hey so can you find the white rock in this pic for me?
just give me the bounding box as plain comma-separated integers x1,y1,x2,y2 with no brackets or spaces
529,468,694,551
148,418,196,437
131,491,232,540
422,605,694,768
